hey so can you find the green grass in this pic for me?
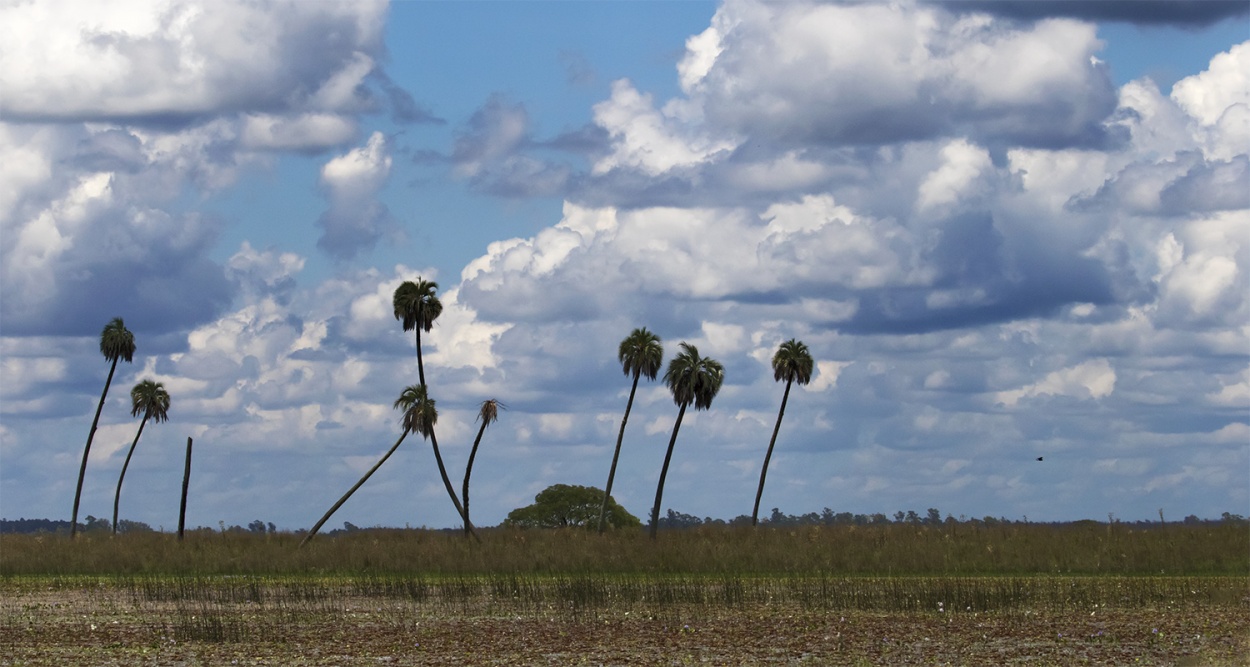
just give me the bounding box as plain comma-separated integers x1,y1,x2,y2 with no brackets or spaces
2,522,1246,577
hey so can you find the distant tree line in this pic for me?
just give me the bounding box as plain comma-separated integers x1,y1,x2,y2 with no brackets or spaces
10,509,1246,535
656,509,1250,530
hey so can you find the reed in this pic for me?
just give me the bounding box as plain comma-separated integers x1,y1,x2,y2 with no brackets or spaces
2,521,1246,577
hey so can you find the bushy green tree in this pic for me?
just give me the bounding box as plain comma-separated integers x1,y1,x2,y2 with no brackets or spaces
505,484,640,529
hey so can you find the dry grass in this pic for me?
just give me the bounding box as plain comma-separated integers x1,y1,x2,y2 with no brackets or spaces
2,521,1246,576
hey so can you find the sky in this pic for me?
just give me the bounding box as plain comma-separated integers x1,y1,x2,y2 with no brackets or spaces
1,0,1247,532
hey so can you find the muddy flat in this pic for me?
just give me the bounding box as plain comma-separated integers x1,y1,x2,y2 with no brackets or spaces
3,580,1246,666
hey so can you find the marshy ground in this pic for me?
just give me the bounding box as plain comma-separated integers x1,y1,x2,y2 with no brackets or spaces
2,524,1246,665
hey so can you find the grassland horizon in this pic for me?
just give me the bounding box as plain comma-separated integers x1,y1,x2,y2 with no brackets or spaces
2,520,1247,577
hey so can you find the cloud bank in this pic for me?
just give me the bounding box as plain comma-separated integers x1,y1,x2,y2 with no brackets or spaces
1,0,1245,531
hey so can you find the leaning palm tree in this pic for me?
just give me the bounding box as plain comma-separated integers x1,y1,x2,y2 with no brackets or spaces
300,384,435,548
649,343,724,539
598,327,663,533
461,399,503,537
392,278,443,387
751,338,814,526
72,318,135,538
424,401,479,542
112,380,171,535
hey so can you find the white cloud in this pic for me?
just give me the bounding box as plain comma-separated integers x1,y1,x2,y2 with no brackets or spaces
241,113,357,152
0,0,388,122
995,359,1117,407
321,131,391,198
687,1,1115,146
592,79,737,175
1171,42,1249,127
1154,212,1246,324
915,139,993,213
315,132,396,259
806,361,850,393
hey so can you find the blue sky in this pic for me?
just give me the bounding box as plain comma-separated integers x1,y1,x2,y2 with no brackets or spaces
1,0,1247,532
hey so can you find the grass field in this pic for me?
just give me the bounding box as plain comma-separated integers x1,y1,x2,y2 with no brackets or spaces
2,523,1247,665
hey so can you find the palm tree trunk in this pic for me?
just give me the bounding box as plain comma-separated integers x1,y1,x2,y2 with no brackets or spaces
415,329,426,387
752,379,793,526
299,431,409,548
178,437,193,542
429,427,479,542
72,357,119,538
599,370,641,533
649,402,688,540
112,415,149,535
461,420,489,537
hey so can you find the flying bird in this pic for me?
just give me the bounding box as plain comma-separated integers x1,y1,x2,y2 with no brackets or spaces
1036,457,1044,461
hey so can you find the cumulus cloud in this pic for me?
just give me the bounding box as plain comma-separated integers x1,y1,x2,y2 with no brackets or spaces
0,0,388,125
315,132,399,260
675,2,1118,150
0,0,428,336
994,359,1117,406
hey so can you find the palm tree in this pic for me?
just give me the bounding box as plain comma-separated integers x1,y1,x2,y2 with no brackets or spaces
462,399,503,537
423,398,479,542
649,343,724,539
392,278,442,387
598,328,663,533
300,384,435,548
751,338,814,526
72,318,135,538
112,380,170,535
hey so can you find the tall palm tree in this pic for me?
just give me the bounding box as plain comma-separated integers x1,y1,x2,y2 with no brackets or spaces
300,384,435,548
392,278,443,387
751,338,814,526
598,328,663,533
649,343,724,539
462,399,503,537
112,380,171,535
72,317,135,538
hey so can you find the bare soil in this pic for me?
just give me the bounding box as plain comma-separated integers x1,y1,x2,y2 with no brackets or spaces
2,583,1247,666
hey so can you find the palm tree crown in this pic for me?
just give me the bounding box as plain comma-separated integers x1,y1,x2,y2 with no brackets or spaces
772,338,814,386
619,327,664,381
664,343,725,410
129,380,171,423
477,398,502,427
392,279,442,334
395,384,436,439
101,317,136,364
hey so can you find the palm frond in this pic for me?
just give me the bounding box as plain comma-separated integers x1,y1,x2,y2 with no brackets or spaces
663,342,725,411
392,278,443,333
772,338,814,385
395,384,438,439
100,317,136,364
477,399,505,426
618,327,664,380
129,379,170,423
